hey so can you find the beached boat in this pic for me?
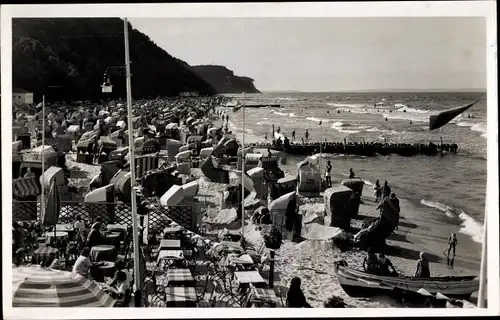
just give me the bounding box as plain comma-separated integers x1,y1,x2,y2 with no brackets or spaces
333,260,479,299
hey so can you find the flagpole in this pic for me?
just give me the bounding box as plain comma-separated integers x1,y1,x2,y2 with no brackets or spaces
41,95,45,218
319,121,323,192
477,214,487,307
241,92,245,246
124,18,141,304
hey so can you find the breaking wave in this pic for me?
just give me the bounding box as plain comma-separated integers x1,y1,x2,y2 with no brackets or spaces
420,199,483,244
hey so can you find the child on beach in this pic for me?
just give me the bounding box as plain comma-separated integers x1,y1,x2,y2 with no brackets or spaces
363,248,380,274
414,252,431,278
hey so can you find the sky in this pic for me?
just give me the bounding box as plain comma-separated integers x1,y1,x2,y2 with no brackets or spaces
129,17,486,92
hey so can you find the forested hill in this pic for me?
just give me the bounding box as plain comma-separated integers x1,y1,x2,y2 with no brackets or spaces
12,18,216,102
190,65,260,94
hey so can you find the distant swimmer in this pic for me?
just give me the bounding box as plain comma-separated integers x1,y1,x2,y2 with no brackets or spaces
291,130,295,140
337,110,340,114
409,120,413,124
385,117,388,121
327,110,330,114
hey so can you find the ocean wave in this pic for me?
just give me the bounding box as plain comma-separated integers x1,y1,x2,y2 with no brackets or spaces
278,97,298,101
327,102,365,109
397,106,429,114
366,127,399,135
383,112,429,123
273,111,296,118
456,121,487,138
420,199,483,244
307,117,331,123
330,121,361,133
336,107,369,114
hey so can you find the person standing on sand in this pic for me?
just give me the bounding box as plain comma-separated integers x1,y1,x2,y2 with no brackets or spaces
325,160,332,187
286,277,312,308
264,132,268,141
292,130,295,140
374,180,382,202
414,252,431,278
447,233,457,266
348,168,355,179
304,129,309,142
382,181,391,199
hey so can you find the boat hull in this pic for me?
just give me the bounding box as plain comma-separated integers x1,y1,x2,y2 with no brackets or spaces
335,263,479,299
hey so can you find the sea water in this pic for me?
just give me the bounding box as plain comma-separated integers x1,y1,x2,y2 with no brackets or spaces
224,91,486,262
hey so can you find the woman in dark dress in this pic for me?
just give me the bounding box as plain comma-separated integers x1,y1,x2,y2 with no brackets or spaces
286,277,312,308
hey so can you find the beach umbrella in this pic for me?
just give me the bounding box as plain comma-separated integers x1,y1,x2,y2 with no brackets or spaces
41,180,60,226
429,100,481,130
12,266,116,307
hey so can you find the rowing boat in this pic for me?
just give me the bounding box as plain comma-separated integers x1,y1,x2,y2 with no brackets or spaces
333,260,479,300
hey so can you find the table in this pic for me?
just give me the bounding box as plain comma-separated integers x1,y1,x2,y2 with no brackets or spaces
91,245,116,262
32,246,59,267
105,232,121,249
159,239,181,250
166,268,195,287
249,287,281,307
165,286,197,307
54,224,74,233
162,226,183,239
107,224,127,233
234,271,266,285
157,250,184,262
44,231,69,246
92,261,116,283
219,241,244,253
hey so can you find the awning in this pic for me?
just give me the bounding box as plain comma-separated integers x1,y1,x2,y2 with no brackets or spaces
66,125,80,134
13,177,40,198
165,123,179,130
85,184,113,203
40,166,65,189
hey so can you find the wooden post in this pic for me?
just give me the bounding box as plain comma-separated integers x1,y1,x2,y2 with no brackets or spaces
269,250,275,288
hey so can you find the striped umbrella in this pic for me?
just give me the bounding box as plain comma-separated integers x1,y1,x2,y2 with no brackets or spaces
12,266,116,307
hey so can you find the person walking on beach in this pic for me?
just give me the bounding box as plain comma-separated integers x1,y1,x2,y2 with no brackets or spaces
286,277,312,308
447,233,457,266
382,181,391,199
374,180,382,202
414,252,431,278
325,160,332,187
292,130,295,140
267,148,272,158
